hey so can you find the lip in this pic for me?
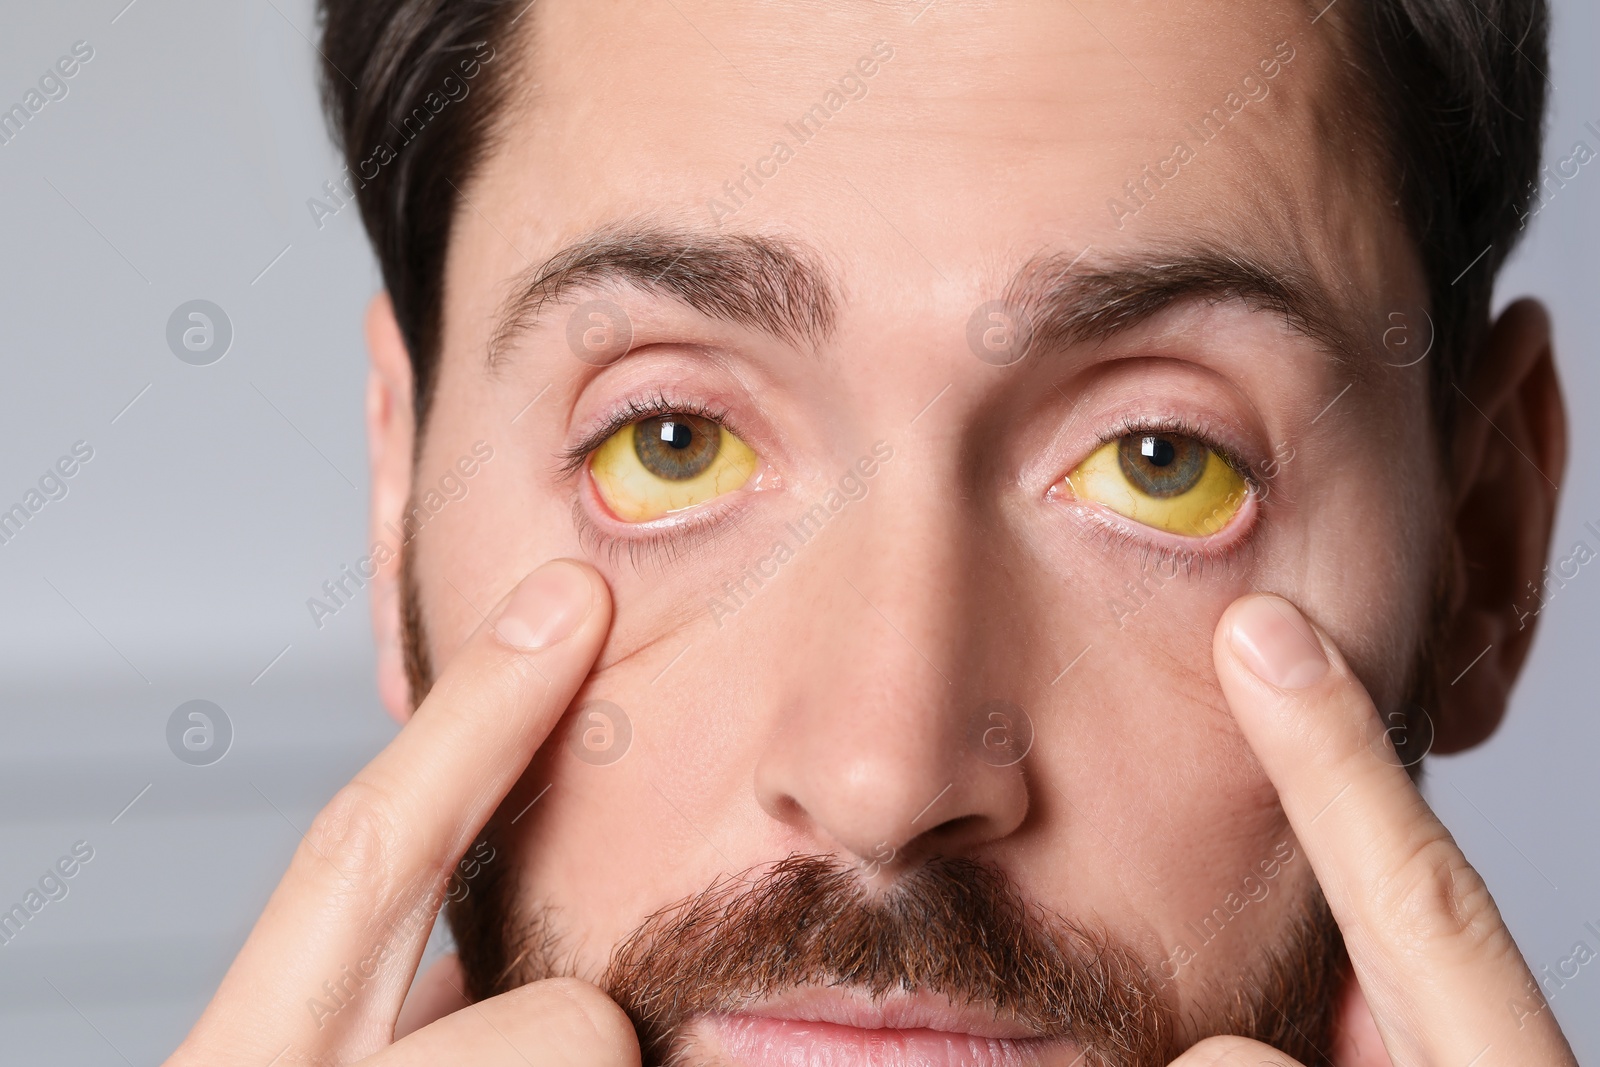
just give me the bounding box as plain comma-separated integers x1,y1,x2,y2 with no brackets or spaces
684,988,1082,1067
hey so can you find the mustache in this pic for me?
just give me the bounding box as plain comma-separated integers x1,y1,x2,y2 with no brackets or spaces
598,854,1173,1067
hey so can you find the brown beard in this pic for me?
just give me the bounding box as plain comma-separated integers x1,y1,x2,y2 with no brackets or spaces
448,850,1346,1067
399,544,434,713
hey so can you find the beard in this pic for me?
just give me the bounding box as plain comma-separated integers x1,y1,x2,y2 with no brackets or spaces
444,850,1347,1067
399,545,1453,1066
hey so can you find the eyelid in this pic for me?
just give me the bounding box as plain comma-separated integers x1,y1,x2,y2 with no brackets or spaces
556,390,740,478
571,457,760,572
1068,507,1259,577
579,492,744,561
1085,414,1264,496
1053,417,1263,564
560,386,774,572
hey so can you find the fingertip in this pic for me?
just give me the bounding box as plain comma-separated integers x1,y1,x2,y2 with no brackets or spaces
493,559,611,652
489,978,641,1067
1218,593,1329,691
547,977,642,1067
396,953,470,1038
564,558,614,632
391,975,641,1067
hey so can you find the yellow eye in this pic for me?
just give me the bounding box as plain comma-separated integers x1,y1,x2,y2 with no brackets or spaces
589,413,759,522
1065,433,1248,537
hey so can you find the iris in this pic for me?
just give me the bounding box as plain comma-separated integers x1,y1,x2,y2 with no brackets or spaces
1117,434,1208,498
633,415,720,481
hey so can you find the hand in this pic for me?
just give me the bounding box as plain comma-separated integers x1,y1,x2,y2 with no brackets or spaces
1173,594,1577,1067
164,560,639,1067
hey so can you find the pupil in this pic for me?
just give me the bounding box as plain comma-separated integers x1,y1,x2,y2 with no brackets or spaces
1141,436,1176,467
661,421,693,449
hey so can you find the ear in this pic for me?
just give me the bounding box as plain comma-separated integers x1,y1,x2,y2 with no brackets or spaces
1432,298,1567,753
365,293,417,724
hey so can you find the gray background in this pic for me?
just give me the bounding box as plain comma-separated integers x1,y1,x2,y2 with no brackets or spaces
0,1,1595,1063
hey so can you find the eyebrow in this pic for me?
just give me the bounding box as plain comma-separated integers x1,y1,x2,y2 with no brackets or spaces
1003,246,1365,369
487,225,1367,370
487,227,839,366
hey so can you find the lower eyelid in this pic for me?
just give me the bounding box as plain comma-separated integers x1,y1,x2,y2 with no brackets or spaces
573,452,774,571
1051,480,1260,562
573,487,756,571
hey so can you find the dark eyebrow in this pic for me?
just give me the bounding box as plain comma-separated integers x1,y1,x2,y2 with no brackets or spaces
487,226,839,365
1004,246,1368,369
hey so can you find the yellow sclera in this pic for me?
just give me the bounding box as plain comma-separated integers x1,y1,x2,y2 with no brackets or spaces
1065,438,1248,537
590,419,759,522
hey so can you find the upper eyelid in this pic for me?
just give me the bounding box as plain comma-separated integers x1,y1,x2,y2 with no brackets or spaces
555,392,739,478
1086,415,1265,493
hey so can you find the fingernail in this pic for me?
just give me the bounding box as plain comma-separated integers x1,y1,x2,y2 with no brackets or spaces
494,561,593,651
1229,595,1329,689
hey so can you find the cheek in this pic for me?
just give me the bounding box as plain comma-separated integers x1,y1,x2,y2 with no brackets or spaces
408,412,586,663
412,504,568,664
1021,600,1288,887
997,638,1299,1000
504,639,766,968
992,521,1305,968
507,764,695,969
1253,449,1443,710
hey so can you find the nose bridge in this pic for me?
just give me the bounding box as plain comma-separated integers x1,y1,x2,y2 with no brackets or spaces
753,470,1031,864
836,471,966,685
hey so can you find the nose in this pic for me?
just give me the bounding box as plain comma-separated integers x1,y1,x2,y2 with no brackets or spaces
752,481,1032,869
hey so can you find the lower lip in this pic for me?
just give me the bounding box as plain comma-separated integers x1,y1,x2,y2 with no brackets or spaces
695,1014,1075,1067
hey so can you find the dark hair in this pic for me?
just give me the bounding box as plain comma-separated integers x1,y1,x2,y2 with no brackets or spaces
1346,0,1550,424
317,0,525,426
316,0,1549,431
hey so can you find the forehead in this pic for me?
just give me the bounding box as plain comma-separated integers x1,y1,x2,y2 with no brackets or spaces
462,0,1416,333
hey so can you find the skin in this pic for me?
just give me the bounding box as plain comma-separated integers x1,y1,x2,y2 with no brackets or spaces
167,0,1574,1064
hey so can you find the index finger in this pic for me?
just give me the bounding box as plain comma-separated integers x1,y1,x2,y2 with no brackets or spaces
1213,594,1576,1067
178,560,611,1065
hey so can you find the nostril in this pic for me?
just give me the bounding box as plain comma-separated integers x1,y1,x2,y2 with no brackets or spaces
754,700,1034,870
896,813,991,861
761,790,809,829
931,813,986,840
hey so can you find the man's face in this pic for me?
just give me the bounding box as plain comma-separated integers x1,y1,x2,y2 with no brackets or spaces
386,0,1442,1061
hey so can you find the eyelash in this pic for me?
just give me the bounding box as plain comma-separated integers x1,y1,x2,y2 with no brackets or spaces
1094,413,1264,490
556,391,741,478
1060,413,1265,574
558,391,756,570
569,492,755,571
1070,515,1256,579
559,399,1264,573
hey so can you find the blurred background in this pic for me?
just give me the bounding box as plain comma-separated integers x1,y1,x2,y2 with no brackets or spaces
0,0,1595,1062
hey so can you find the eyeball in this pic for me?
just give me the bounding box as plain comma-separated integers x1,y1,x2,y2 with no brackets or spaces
1064,433,1248,537
589,413,759,522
